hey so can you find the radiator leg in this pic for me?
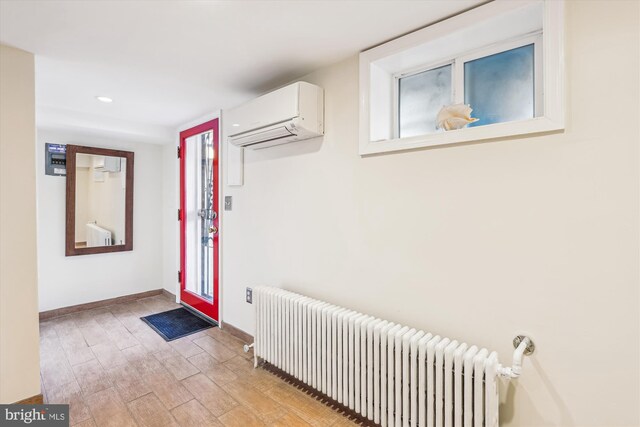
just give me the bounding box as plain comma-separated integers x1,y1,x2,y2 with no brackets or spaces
243,343,257,368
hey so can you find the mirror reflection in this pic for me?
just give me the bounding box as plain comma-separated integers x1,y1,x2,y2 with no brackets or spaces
74,153,126,248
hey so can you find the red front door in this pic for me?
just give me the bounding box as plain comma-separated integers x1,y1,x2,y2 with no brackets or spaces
179,119,219,322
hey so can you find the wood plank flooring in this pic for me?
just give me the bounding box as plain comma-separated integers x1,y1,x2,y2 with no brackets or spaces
40,294,359,426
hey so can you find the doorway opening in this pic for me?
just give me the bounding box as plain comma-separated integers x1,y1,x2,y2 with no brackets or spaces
179,119,219,322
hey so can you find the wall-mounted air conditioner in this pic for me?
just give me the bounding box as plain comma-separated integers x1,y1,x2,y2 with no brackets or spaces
93,155,121,172
226,82,324,149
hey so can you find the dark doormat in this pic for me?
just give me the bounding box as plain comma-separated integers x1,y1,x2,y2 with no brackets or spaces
141,308,214,341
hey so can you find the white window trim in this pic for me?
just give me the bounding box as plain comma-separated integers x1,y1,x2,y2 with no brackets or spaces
359,0,565,156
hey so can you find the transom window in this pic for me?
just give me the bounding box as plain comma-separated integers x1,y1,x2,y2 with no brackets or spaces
359,0,565,155
396,34,542,139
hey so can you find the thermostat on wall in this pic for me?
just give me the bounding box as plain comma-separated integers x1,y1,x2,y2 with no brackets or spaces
45,143,66,176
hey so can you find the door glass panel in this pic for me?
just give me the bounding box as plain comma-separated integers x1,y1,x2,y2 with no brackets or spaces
464,44,535,127
184,130,215,301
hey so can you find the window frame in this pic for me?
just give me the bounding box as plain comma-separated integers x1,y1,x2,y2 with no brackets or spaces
393,32,543,139
359,0,565,156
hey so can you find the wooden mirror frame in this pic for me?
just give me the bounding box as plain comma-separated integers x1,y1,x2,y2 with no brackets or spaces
65,144,134,256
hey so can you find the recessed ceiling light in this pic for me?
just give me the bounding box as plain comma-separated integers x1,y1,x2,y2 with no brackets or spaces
232,123,240,127
96,96,113,103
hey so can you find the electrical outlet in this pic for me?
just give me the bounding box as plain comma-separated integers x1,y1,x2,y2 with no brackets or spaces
224,196,232,211
246,287,252,304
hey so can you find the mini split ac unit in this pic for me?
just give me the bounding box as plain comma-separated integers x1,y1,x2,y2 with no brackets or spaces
226,82,324,149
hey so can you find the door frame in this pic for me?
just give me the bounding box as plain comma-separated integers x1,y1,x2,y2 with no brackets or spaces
178,118,220,323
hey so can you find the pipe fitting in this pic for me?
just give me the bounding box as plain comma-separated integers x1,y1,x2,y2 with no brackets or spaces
498,335,535,379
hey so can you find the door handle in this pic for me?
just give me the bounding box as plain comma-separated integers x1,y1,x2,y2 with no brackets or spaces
198,209,217,220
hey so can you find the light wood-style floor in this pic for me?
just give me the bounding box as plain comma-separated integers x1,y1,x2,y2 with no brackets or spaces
40,294,358,426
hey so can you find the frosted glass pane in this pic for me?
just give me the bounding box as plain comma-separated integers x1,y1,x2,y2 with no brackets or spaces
464,44,535,127
399,64,452,138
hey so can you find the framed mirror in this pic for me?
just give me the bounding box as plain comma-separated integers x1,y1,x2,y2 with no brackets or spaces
65,145,134,256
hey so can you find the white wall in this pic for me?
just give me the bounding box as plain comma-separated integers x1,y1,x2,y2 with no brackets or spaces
36,129,165,311
161,140,179,296
220,1,639,426
0,44,41,403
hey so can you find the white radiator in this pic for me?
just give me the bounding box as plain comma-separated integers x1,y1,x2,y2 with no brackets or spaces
253,286,533,427
86,223,112,247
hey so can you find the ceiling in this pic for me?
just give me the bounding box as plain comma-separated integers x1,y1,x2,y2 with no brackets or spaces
0,0,484,143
